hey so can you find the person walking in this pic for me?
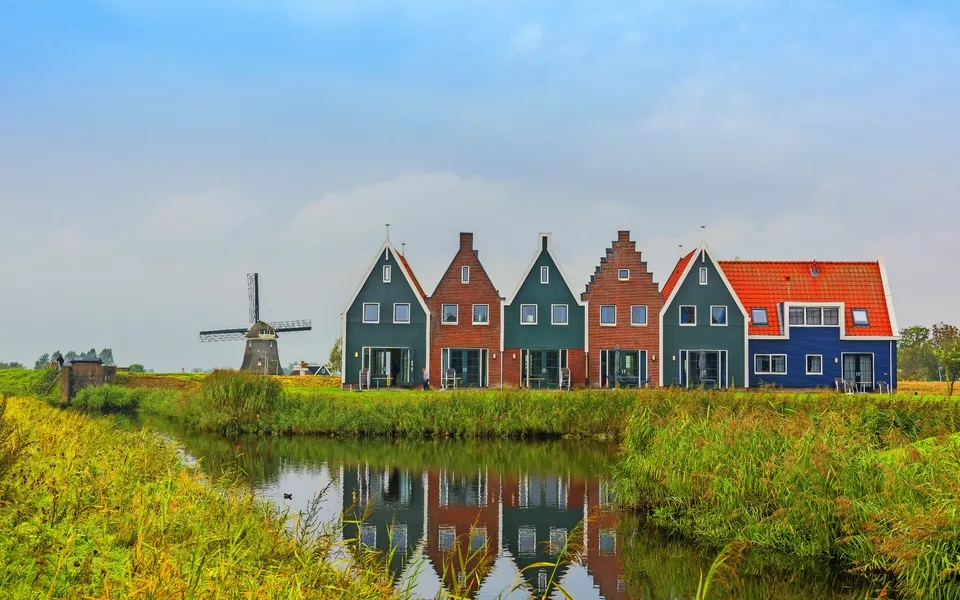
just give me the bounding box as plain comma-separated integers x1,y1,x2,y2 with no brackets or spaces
422,367,430,391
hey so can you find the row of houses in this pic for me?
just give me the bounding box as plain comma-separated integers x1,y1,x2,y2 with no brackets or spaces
340,229,899,391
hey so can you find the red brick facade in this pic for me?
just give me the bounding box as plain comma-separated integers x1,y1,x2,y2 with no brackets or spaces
427,233,504,388
581,231,663,387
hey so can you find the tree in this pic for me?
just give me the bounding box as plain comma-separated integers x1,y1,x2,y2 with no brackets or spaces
65,351,77,361
898,326,939,381
34,353,51,370
98,348,115,366
931,323,960,396
128,363,146,373
84,348,98,359
328,336,343,375
0,362,24,370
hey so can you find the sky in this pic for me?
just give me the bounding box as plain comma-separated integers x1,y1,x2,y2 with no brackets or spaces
1,1,958,371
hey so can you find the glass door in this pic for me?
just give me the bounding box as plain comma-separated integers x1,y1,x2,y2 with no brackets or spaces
843,354,873,391
684,350,722,389
400,348,412,386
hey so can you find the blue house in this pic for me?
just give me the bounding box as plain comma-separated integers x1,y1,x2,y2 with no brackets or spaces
720,259,899,391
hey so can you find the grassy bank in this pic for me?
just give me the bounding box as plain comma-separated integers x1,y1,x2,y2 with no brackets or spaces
0,394,400,598
614,390,960,599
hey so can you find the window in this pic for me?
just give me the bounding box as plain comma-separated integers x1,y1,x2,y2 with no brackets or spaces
393,303,410,324
552,304,568,325
473,304,489,324
600,305,616,325
699,267,708,285
540,266,549,284
823,307,840,326
806,354,823,375
631,305,647,326
752,308,768,326
788,307,805,325
711,306,727,326
755,354,787,375
461,266,469,283
382,265,391,283
806,307,822,326
680,305,696,326
441,304,458,324
362,303,379,323
618,269,630,281
439,526,457,552
521,304,538,325
852,308,869,326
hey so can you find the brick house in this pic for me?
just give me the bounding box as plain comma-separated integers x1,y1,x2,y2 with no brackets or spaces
581,231,663,387
427,232,504,388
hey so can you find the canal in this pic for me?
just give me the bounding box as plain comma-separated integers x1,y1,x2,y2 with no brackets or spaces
122,415,876,599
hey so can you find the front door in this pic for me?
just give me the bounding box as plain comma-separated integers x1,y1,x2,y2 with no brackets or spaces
843,354,873,390
600,350,647,387
521,350,567,388
681,350,726,389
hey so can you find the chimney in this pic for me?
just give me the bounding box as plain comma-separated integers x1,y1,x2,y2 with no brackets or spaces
460,232,474,251
617,230,630,243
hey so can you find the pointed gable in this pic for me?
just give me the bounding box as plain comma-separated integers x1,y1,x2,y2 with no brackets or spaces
660,249,696,300
342,240,429,317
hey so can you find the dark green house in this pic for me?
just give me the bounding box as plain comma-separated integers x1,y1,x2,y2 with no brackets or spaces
341,231,430,389
659,242,748,388
502,233,586,388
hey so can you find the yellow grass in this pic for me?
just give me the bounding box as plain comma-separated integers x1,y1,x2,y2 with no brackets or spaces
898,381,952,395
275,375,341,388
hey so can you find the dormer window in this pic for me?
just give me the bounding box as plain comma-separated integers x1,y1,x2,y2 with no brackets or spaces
461,266,469,283
618,269,629,281
699,267,708,285
383,265,392,283
751,308,768,326
852,308,869,326
540,266,549,284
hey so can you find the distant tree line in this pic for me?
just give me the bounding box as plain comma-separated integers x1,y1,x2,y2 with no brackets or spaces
900,323,960,393
33,349,116,369
0,362,24,370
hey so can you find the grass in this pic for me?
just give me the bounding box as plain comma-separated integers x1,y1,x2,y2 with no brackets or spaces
0,368,58,399
0,394,401,598
613,389,960,599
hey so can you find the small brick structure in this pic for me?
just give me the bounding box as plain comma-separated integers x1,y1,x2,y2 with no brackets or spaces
60,358,116,403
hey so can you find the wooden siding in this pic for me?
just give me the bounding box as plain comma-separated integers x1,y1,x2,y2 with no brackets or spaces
504,246,584,350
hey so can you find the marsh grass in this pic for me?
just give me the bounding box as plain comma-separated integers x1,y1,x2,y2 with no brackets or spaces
0,395,400,598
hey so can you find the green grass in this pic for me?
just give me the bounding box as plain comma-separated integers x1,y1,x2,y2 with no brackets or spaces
0,395,401,598
614,389,960,599
0,367,58,399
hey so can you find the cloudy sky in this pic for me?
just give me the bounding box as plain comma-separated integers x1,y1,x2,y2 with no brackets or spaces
1,1,957,371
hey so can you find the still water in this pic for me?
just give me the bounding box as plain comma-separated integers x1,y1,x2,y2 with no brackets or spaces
124,416,875,600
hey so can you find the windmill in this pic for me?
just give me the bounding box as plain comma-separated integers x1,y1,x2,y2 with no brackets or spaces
199,273,312,374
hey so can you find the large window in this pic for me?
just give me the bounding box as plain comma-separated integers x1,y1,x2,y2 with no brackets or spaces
852,308,870,326
521,304,538,325
382,265,391,283
442,304,458,324
540,266,549,284
680,305,696,326
461,266,469,283
600,305,616,325
711,306,727,326
789,306,842,327
552,304,568,325
473,304,489,324
631,305,647,326
806,354,823,375
362,303,380,323
755,354,787,375
752,308,768,326
393,303,410,324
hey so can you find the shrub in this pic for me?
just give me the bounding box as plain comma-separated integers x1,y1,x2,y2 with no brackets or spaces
190,370,285,434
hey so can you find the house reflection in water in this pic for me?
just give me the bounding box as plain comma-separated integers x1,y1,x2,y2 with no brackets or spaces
339,461,626,599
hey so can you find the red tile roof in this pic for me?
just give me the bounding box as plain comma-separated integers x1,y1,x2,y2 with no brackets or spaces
718,260,894,337
661,249,696,300
396,251,427,300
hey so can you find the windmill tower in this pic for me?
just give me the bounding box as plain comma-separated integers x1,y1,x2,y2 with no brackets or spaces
199,273,312,374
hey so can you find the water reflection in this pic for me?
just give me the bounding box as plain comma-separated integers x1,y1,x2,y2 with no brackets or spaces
121,415,875,599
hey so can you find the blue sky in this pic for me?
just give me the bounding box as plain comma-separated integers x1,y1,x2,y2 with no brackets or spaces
1,1,958,370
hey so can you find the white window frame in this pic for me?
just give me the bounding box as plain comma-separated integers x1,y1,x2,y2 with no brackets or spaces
751,307,768,326
787,304,843,327
805,307,823,326
461,266,469,284
441,304,459,325
679,305,697,326
806,354,823,375
788,307,805,325
618,268,630,281
540,266,549,284
472,304,489,325
630,305,648,326
823,307,840,326
710,305,728,327
382,265,392,283
520,304,538,325
699,267,708,285
362,303,380,324
755,354,787,375
599,305,616,326
551,304,569,326
393,303,411,324
852,308,869,326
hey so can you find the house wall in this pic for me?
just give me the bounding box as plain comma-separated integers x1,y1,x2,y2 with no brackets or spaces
344,247,428,386
748,329,898,388
427,233,502,387
661,250,747,387
582,231,663,387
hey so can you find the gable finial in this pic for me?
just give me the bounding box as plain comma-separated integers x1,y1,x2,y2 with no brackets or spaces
700,225,706,244
385,223,391,241
679,244,683,257
401,242,406,257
